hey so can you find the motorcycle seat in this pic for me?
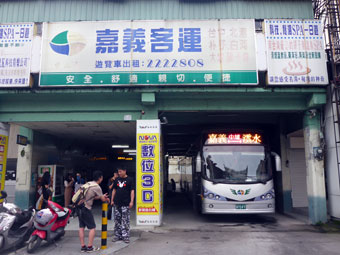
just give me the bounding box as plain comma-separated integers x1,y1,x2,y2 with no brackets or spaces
11,211,32,231
56,209,69,220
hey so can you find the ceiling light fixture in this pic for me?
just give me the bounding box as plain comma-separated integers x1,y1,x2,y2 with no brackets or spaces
112,145,129,148
123,149,136,153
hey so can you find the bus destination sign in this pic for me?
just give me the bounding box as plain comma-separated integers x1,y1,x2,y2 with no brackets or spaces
206,133,262,145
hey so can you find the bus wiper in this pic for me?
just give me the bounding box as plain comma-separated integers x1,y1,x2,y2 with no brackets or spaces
260,179,268,184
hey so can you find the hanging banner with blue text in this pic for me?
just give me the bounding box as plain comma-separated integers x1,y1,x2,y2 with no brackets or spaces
264,19,328,85
0,23,34,87
40,20,258,86
136,120,162,226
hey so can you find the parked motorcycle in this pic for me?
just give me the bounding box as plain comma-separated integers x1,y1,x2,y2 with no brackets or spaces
27,199,71,253
0,190,35,252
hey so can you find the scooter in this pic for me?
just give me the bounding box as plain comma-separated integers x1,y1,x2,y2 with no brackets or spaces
27,199,71,253
0,190,35,252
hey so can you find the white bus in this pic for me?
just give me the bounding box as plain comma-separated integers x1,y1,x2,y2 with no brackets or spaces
182,131,281,214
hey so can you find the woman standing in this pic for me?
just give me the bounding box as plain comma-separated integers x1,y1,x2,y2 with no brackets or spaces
64,174,74,207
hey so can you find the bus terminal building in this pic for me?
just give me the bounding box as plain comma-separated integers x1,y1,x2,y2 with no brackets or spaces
0,0,338,226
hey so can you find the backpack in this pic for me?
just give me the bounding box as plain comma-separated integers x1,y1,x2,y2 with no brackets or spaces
71,182,98,208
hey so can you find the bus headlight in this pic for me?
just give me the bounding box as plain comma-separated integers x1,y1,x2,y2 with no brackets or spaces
255,189,275,201
215,195,220,200
208,193,214,199
266,193,273,199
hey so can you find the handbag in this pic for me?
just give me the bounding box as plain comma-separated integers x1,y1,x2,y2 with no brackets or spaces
36,194,44,210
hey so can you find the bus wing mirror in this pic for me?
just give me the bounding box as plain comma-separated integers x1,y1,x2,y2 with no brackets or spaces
196,154,202,173
271,152,282,172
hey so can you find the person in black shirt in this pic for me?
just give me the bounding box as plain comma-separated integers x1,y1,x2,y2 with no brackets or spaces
41,168,52,209
42,168,51,187
107,170,118,220
111,167,135,243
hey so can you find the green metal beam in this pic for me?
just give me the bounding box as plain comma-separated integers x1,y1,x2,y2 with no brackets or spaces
0,87,327,95
141,93,156,105
307,93,327,109
0,0,314,23
0,88,327,122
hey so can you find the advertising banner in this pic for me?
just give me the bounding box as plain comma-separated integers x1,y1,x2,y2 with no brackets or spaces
136,120,162,226
40,19,258,86
0,134,8,192
0,23,34,87
265,19,328,85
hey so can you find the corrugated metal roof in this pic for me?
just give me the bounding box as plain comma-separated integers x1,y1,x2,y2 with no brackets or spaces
0,0,314,23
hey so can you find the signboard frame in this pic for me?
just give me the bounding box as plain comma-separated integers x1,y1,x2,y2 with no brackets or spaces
0,22,34,88
264,19,328,86
136,119,163,226
39,19,258,87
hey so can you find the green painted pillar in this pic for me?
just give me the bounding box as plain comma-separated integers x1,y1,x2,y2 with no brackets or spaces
141,93,158,120
15,127,34,209
303,110,327,224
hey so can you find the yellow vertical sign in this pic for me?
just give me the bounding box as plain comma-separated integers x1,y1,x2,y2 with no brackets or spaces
136,120,161,226
0,134,9,192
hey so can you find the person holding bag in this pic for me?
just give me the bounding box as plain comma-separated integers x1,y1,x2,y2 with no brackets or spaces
107,170,118,220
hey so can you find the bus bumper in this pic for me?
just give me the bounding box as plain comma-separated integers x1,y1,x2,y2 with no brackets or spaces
202,199,275,214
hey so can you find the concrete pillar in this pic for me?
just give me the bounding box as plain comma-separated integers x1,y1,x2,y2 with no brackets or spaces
15,127,34,209
280,119,293,213
303,110,327,224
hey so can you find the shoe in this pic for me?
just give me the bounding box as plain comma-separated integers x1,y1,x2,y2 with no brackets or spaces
123,239,130,244
81,246,87,252
86,246,100,253
112,237,121,242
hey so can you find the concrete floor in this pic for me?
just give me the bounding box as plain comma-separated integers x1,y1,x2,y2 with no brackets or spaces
67,193,310,231
4,193,340,255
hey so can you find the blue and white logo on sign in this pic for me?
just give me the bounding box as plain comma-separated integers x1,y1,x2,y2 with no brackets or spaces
50,30,86,56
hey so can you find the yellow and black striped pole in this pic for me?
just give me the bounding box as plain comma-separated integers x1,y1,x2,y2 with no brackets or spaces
101,202,108,250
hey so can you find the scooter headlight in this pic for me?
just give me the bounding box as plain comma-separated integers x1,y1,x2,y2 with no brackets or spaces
0,217,10,232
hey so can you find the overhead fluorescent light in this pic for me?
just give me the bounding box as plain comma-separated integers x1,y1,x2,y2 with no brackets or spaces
123,149,136,153
128,153,136,156
112,145,129,148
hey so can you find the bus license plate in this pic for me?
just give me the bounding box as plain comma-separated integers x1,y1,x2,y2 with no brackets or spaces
235,204,246,210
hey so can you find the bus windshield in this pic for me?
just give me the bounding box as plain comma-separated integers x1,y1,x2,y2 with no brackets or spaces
203,145,272,184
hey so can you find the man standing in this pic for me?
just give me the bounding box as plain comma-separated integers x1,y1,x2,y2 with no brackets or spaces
111,167,135,243
78,170,109,253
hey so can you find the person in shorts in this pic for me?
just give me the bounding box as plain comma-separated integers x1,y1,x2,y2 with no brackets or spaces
78,170,109,253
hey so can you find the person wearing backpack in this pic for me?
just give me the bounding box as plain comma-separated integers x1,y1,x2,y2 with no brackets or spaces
78,170,109,253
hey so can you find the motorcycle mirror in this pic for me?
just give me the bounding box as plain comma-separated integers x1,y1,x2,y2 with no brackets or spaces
0,190,7,199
